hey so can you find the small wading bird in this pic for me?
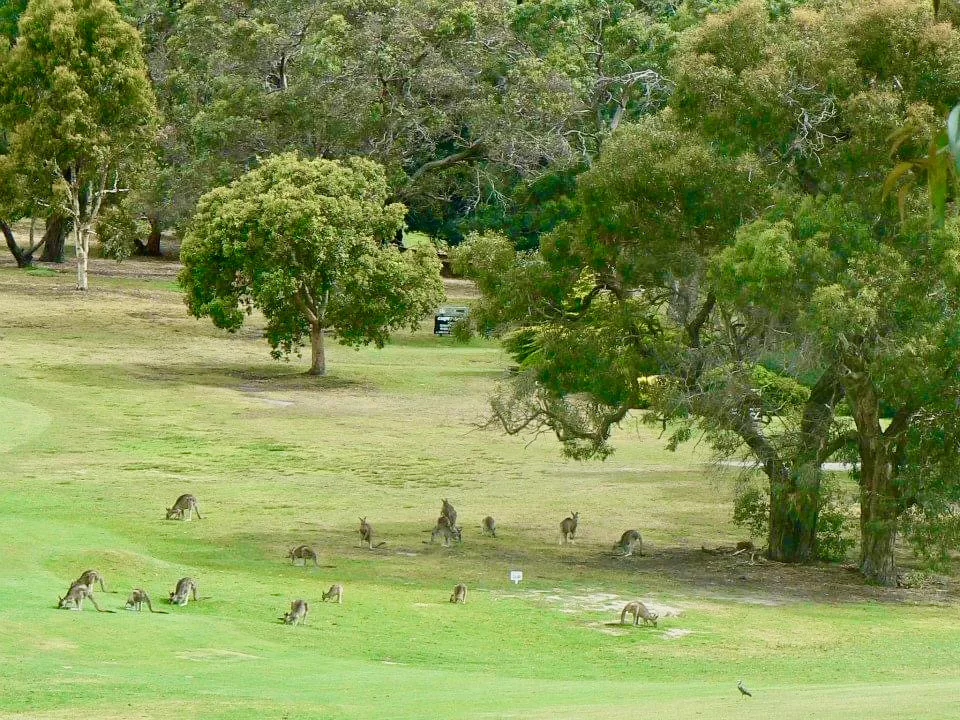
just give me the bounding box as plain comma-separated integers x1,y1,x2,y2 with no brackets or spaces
738,680,753,697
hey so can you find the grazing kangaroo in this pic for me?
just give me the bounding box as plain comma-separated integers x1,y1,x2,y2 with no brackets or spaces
358,517,386,549
58,583,108,612
558,511,579,545
430,515,462,546
613,529,643,557
620,600,658,627
481,516,497,537
74,569,107,593
287,545,320,566
450,583,467,604
322,583,343,604
441,498,457,527
166,494,201,521
169,577,200,606
282,599,308,625
125,588,165,613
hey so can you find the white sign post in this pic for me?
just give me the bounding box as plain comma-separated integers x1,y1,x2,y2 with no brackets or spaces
509,570,523,585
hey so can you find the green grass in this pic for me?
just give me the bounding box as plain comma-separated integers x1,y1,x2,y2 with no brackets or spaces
0,267,958,719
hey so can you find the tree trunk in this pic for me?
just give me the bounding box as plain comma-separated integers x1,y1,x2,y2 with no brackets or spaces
845,367,900,586
768,463,820,562
74,203,88,291
40,213,69,263
308,324,326,375
1,220,31,267
859,481,898,586
143,213,162,256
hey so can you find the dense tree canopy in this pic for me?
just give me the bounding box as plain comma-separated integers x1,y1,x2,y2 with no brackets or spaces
0,0,158,287
180,153,445,375
459,0,960,584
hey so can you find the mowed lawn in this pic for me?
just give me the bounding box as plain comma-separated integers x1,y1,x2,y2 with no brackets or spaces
0,264,959,719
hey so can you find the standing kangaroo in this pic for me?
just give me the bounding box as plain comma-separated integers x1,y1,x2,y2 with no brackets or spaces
166,494,202,521
125,588,166,613
287,545,320,566
169,577,200,606
74,569,108,593
620,600,658,627
282,599,309,625
358,517,386,549
559,511,579,545
322,583,343,604
450,583,467,604
481,516,497,538
58,583,109,612
441,498,457,527
613,529,643,557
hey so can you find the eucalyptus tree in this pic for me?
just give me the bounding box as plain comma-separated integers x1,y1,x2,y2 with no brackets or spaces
180,153,445,375
0,0,158,287
459,0,960,584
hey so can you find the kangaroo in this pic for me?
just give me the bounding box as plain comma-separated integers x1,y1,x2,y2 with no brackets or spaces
450,583,467,604
620,600,658,627
613,529,643,557
74,569,107,593
169,577,200,606
281,599,308,625
481,516,497,538
322,583,343,604
559,511,579,545
429,515,462,546
58,582,108,612
166,493,201,521
358,517,386,549
441,498,457,527
125,588,166,613
287,545,320,566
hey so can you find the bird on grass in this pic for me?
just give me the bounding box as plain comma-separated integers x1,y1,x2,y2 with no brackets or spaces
737,680,753,697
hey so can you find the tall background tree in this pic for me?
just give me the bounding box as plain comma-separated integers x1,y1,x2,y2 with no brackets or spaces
458,0,960,585
0,0,158,287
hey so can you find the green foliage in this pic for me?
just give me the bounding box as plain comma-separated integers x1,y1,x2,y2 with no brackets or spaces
179,153,445,372
97,203,148,262
733,484,769,539
449,317,474,344
816,482,856,562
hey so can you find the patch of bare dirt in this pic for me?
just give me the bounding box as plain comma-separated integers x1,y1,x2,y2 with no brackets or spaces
604,546,960,605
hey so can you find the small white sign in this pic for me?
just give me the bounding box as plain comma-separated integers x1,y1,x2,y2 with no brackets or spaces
509,570,523,584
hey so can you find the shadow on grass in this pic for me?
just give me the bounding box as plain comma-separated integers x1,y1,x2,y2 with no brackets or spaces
41,361,371,395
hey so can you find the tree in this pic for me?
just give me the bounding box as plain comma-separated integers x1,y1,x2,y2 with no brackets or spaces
0,0,158,288
460,0,960,585
179,153,445,376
